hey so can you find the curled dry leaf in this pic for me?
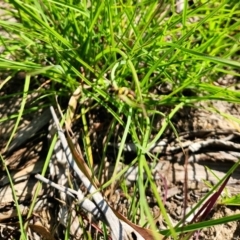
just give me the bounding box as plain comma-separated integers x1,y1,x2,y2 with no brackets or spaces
29,221,55,240
66,129,100,188
65,86,82,127
113,209,164,240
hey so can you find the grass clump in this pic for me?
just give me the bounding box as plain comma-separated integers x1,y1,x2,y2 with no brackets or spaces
1,0,240,239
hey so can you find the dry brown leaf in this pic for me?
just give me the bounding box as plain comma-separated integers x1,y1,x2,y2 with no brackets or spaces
65,129,100,188
29,222,55,240
66,86,81,127
113,209,164,240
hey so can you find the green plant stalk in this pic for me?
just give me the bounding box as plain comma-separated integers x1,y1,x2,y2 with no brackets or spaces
4,74,30,152
24,122,60,229
81,104,94,167
97,117,117,182
0,154,27,240
110,107,132,189
148,102,184,150
161,213,240,235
